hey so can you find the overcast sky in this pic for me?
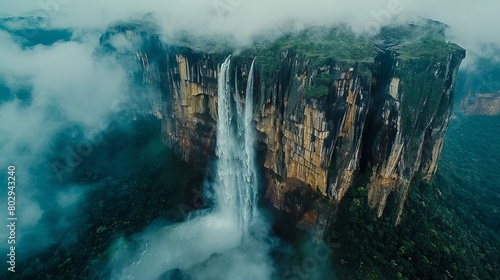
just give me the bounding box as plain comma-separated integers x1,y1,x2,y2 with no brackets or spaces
1,0,499,62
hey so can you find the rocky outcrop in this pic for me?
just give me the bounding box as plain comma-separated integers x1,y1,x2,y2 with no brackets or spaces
98,22,465,232
461,93,500,115
366,49,465,224
456,56,500,116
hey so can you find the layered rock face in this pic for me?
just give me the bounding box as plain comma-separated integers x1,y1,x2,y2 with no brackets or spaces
456,57,500,116
366,50,464,223
461,93,500,115
98,23,465,231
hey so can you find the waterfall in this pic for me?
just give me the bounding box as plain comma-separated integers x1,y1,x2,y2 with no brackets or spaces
113,56,269,280
215,56,258,232
243,58,258,229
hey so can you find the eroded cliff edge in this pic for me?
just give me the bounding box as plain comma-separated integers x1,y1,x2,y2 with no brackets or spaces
97,21,465,234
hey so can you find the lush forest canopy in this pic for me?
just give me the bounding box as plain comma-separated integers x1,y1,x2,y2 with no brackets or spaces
330,115,500,280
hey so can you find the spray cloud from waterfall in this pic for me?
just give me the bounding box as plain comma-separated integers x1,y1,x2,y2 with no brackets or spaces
1,1,498,279
106,57,277,279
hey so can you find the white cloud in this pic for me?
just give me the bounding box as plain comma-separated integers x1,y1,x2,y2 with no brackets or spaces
0,29,126,254
0,0,497,276
2,0,498,63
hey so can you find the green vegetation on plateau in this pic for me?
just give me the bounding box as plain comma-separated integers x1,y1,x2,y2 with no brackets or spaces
256,22,462,101
304,84,330,99
399,36,463,60
256,26,374,79
379,21,464,60
303,72,335,99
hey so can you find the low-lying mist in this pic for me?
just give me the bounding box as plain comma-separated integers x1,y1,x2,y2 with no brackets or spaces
0,28,128,258
2,0,499,65
1,1,498,279
0,15,334,279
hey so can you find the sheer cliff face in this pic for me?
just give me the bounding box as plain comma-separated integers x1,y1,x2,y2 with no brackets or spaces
99,24,464,227
367,50,464,223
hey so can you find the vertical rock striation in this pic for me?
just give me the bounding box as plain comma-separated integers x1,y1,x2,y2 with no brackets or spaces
97,22,465,233
365,48,465,224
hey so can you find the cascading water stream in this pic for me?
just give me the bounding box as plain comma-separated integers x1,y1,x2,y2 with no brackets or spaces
114,56,268,280
215,56,258,232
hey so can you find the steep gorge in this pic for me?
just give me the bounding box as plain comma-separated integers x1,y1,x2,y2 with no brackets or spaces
98,22,465,235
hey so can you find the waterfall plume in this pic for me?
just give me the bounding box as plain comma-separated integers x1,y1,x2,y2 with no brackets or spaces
109,56,273,280
215,56,258,232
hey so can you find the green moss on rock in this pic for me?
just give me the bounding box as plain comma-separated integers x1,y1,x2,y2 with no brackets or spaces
304,84,330,99
399,36,463,60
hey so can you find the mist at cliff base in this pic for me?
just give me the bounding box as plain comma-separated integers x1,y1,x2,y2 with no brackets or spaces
107,210,275,279
106,58,279,280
